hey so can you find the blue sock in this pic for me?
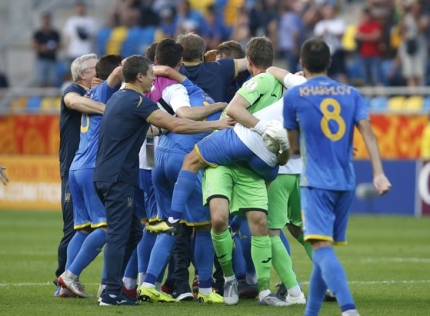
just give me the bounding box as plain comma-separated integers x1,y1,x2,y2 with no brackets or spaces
124,248,138,278
313,247,356,312
229,215,245,232
170,170,197,219
194,231,214,288
65,231,88,269
232,233,246,280
280,230,291,255
239,220,255,275
145,234,177,284
68,228,106,276
304,263,327,316
138,228,157,273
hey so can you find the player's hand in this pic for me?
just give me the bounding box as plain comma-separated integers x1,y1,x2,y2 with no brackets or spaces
0,165,9,185
91,77,103,88
204,49,217,62
373,174,391,195
215,117,236,130
265,119,290,151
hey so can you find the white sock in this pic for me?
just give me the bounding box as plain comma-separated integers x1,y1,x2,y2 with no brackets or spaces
65,270,78,279
138,273,146,286
258,289,271,301
199,287,212,295
224,275,236,282
287,285,301,297
246,273,257,285
122,277,136,290
142,282,155,289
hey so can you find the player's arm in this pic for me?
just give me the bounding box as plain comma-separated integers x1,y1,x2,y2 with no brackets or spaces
234,58,248,75
148,109,235,134
286,129,300,155
64,92,105,114
106,65,123,88
267,66,307,89
153,65,186,83
357,118,391,195
225,93,258,129
176,102,227,121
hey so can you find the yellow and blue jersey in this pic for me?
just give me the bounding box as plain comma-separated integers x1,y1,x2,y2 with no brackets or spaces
70,81,119,171
283,76,369,191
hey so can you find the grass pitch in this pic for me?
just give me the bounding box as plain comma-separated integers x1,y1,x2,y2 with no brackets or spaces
0,211,429,315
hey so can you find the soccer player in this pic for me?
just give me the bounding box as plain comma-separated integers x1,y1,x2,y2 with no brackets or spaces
0,165,8,185
138,39,226,304
177,33,248,102
57,55,124,298
93,55,234,306
147,36,303,307
55,53,105,297
283,37,391,316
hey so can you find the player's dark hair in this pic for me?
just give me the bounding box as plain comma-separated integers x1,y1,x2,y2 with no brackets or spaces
123,55,152,82
156,38,184,68
300,37,331,73
216,40,245,59
177,33,206,62
245,36,273,69
145,42,158,63
95,54,123,80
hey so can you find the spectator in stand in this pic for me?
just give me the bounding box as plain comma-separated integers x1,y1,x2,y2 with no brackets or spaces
356,7,384,86
314,4,348,83
139,0,161,27
0,165,8,186
200,5,224,50
397,0,429,87
278,1,305,74
63,1,97,66
108,0,141,27
230,6,250,47
32,12,61,87
175,0,205,35
154,6,177,41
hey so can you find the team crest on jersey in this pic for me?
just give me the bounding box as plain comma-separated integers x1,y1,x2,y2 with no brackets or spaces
65,192,71,202
127,197,134,207
244,80,258,91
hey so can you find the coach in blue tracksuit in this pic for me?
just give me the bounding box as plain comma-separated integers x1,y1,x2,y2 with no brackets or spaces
94,55,234,306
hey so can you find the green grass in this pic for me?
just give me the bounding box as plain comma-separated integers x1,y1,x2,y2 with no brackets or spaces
0,211,429,315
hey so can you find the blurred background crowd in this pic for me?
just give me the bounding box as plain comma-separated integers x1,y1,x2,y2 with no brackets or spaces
0,0,429,91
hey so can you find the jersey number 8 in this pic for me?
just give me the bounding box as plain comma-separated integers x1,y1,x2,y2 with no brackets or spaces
320,98,345,141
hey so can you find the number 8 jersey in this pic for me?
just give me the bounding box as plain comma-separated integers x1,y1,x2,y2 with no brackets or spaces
283,76,369,190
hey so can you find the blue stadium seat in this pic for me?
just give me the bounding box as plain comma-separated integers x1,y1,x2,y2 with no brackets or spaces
26,96,42,112
137,27,156,55
423,96,430,110
96,27,112,56
368,96,388,111
121,27,143,57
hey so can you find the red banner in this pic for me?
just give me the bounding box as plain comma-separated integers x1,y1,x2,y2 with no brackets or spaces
0,115,60,155
353,114,427,159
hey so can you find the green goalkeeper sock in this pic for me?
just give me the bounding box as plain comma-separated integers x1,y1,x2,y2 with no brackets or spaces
211,229,234,277
251,235,272,293
297,233,313,260
271,236,298,289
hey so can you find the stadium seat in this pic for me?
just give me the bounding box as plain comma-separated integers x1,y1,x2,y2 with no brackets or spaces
96,27,112,56
137,27,156,55
121,26,143,57
423,96,430,110
387,96,406,111
404,96,423,111
105,26,129,55
10,96,28,112
40,96,57,111
26,96,42,112
368,96,388,111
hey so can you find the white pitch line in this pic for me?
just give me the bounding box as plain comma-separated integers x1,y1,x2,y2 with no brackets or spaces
1,280,430,287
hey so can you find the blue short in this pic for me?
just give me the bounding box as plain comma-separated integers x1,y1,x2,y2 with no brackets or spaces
138,169,157,221
301,187,354,245
152,147,210,226
196,129,278,183
69,169,107,229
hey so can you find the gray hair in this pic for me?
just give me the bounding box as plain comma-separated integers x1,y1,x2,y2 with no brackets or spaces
70,53,98,82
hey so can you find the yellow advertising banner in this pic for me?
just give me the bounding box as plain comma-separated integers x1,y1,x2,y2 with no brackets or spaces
0,155,60,211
